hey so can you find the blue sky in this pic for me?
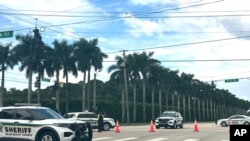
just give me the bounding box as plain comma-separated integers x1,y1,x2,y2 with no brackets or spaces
1,0,250,102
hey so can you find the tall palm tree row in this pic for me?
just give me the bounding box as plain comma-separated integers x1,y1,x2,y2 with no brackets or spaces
1,34,249,123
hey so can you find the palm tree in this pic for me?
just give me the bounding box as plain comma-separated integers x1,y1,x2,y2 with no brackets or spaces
136,52,160,122
108,55,126,122
0,43,16,107
86,39,107,110
12,29,45,104
56,39,77,113
180,73,194,121
148,64,163,119
164,70,179,112
46,39,67,113
126,53,141,122
74,38,107,111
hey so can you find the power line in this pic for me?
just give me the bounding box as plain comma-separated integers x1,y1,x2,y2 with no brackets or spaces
160,59,250,62
123,35,250,53
0,0,224,30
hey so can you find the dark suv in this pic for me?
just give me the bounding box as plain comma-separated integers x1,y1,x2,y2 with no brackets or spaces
155,111,183,129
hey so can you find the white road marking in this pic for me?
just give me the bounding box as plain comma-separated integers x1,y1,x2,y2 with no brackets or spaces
113,137,137,141
147,138,168,141
93,137,112,141
183,139,200,141
221,140,229,141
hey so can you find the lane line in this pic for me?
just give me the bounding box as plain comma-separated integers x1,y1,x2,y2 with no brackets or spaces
113,137,137,141
93,137,112,141
147,138,168,141
183,139,200,141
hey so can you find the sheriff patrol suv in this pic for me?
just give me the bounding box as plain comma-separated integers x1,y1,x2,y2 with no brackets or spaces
64,112,115,131
0,104,92,141
155,111,183,129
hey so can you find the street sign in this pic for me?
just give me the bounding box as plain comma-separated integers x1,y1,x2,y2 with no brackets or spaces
225,79,239,83
0,31,13,38
42,77,50,82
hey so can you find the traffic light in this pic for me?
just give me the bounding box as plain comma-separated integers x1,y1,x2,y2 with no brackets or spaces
53,81,59,91
35,77,40,88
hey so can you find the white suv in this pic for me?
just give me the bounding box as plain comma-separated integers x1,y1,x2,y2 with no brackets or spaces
0,105,92,141
64,112,115,131
155,111,183,129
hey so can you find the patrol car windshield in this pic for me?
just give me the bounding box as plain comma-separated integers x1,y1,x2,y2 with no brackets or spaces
28,108,63,120
160,112,176,117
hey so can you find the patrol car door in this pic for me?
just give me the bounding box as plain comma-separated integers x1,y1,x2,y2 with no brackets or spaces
0,109,33,140
234,115,246,125
229,115,241,125
12,109,34,140
176,113,182,124
78,113,98,128
0,109,16,140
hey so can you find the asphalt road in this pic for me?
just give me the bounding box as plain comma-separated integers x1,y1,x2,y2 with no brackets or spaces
92,122,229,141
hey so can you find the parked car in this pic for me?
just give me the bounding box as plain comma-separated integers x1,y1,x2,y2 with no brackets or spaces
64,112,115,131
0,104,92,141
216,114,250,127
155,111,183,129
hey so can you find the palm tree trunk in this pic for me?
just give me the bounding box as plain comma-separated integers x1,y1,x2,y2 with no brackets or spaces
87,70,91,111
28,70,32,104
82,71,86,111
124,67,129,124
56,70,60,113
172,93,175,110
203,99,205,121
182,95,185,121
198,99,201,121
66,73,69,113
142,78,146,122
210,99,213,121
0,65,4,107
188,95,191,121
206,99,209,121
159,88,162,114
122,88,125,122
133,83,137,123
93,73,96,111
165,91,168,111
177,94,180,112
151,87,155,120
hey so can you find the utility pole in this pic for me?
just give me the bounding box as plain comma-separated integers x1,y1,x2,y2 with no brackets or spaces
33,19,43,104
123,50,129,124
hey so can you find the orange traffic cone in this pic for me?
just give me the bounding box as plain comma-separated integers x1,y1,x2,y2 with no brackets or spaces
115,120,120,133
149,120,155,132
193,119,199,132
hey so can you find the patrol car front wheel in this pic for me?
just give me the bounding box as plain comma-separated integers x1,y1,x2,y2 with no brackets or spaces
38,131,57,141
